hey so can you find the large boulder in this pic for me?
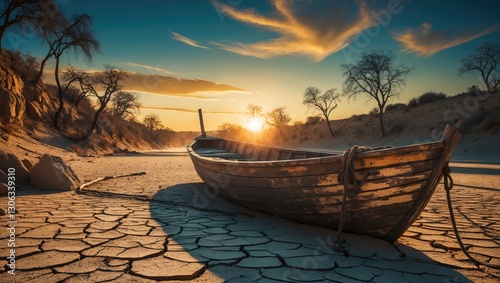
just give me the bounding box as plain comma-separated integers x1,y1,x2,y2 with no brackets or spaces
30,154,81,191
0,149,30,185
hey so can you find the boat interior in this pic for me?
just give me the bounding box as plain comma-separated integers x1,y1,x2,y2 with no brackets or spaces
191,137,336,161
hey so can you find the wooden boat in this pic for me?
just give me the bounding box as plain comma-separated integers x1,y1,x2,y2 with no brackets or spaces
187,124,461,243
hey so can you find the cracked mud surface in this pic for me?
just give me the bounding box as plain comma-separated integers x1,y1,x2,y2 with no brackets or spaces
1,154,498,282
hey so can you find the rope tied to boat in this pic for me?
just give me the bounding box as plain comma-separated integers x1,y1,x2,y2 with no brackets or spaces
337,145,372,197
443,164,500,268
334,145,372,251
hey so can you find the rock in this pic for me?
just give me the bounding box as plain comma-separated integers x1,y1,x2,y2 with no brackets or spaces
0,60,25,125
0,59,24,94
0,149,30,185
22,84,45,103
21,158,34,172
25,100,42,120
0,88,26,125
0,182,8,195
22,84,35,101
30,154,81,191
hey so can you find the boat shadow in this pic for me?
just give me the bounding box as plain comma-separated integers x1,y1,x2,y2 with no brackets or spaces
149,183,472,282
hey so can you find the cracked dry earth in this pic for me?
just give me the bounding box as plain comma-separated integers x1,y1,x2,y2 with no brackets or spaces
0,154,499,282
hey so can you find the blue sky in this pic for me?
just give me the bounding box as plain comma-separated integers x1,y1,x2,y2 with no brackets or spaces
4,0,500,131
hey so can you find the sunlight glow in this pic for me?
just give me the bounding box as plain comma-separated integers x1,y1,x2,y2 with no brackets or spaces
247,117,264,132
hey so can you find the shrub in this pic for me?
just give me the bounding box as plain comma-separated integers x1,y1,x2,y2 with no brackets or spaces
305,116,322,125
369,107,379,115
417,91,447,104
385,103,407,112
457,85,483,97
408,98,419,108
466,85,481,96
1,50,40,83
351,114,360,121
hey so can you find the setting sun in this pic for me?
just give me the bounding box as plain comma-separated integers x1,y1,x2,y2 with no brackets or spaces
247,117,264,132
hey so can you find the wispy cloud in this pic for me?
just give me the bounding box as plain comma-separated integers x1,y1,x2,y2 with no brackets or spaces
140,106,243,115
140,107,198,113
210,0,375,61
394,23,500,57
130,90,214,100
125,62,176,76
170,30,210,49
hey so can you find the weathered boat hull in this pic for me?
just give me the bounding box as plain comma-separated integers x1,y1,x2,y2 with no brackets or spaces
187,124,461,242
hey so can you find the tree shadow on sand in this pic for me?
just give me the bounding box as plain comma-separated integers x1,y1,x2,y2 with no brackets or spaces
148,183,472,282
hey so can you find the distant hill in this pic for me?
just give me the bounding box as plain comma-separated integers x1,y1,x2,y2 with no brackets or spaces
0,50,197,156
278,92,500,163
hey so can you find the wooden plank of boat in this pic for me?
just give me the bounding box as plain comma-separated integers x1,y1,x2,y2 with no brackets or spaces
187,124,462,243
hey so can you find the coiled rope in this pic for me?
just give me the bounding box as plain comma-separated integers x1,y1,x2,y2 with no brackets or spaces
334,145,372,251
443,165,500,268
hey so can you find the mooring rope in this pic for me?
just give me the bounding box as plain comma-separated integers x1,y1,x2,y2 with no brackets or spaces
334,145,371,251
443,165,500,268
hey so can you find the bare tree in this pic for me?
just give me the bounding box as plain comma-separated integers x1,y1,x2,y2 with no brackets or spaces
342,50,412,137
7,51,40,81
38,13,100,129
112,91,141,120
303,87,341,137
62,66,91,107
84,65,126,140
60,66,90,104
1,0,34,49
459,42,500,94
217,123,243,139
143,113,164,133
246,103,263,119
266,106,291,139
22,52,39,72
63,65,127,140
1,0,54,50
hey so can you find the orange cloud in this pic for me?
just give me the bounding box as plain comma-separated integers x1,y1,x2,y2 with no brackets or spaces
211,0,375,61
170,30,210,49
394,23,500,57
122,72,245,98
140,106,243,115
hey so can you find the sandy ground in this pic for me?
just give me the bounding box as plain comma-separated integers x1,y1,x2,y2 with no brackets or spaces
0,134,499,282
